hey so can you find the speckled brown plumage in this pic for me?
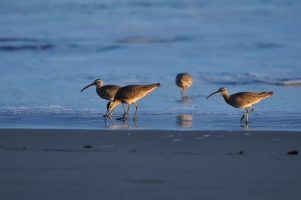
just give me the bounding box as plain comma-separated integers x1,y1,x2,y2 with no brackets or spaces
81,79,121,115
175,73,192,97
107,83,160,120
81,79,121,101
207,87,273,124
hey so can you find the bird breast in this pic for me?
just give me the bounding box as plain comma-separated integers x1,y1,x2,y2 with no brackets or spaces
97,85,121,101
176,73,192,89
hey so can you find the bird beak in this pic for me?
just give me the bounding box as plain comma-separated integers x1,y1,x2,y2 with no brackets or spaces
206,90,219,99
80,82,95,92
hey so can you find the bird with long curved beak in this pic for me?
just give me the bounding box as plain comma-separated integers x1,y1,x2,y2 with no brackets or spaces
107,83,161,121
207,87,273,124
80,79,121,117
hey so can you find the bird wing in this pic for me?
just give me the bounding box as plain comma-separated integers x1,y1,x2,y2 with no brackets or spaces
99,85,121,100
117,85,145,99
117,84,159,102
176,73,192,88
230,92,272,108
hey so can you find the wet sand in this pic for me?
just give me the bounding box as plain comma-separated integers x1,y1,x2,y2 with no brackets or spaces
0,128,300,200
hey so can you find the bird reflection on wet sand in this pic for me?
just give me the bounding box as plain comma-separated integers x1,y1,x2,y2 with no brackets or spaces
177,94,204,104
241,123,249,129
104,115,138,128
177,114,193,128
177,96,192,104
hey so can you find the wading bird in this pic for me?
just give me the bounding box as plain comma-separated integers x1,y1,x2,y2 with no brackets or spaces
107,83,161,120
80,79,121,116
207,87,273,124
175,73,192,98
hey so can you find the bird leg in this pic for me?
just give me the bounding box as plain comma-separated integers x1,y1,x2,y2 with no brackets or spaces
104,117,109,127
245,112,249,125
181,89,184,98
104,101,114,118
245,107,254,124
117,104,130,121
240,113,246,122
249,107,254,113
133,119,138,127
104,116,113,127
124,104,130,119
104,109,113,118
240,108,249,123
104,113,113,119
133,102,138,121
103,109,110,118
240,108,252,124
181,88,189,98
122,103,126,113
104,106,113,118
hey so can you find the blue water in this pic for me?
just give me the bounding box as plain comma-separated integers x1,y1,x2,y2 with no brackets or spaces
1,0,301,130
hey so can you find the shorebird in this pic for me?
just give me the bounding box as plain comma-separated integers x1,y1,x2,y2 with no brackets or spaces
207,87,273,124
175,73,192,98
80,79,121,116
107,83,161,120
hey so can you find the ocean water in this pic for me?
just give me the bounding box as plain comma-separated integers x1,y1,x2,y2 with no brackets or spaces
1,0,301,130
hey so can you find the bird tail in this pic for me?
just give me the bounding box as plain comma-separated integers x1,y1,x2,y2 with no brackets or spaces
261,91,273,98
142,83,161,94
267,91,273,96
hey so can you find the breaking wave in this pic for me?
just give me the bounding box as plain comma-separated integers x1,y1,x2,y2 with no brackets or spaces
202,73,301,86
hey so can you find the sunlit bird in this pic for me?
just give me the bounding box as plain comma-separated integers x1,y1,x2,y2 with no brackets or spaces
175,73,192,98
80,79,121,115
207,87,273,124
107,83,161,120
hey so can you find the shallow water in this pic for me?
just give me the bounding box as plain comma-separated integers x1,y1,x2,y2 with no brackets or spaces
0,0,301,130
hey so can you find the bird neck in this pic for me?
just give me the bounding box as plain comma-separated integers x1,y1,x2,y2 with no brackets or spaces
221,91,230,102
110,99,121,110
96,82,103,89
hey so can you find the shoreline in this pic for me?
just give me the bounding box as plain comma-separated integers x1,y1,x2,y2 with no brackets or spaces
1,127,301,133
1,112,301,131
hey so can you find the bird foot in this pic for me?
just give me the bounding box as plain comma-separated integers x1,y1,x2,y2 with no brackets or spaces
241,123,249,129
240,115,250,125
116,114,128,121
103,114,112,118
116,117,127,122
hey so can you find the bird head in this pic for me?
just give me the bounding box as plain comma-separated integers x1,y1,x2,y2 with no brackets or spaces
106,100,120,114
80,79,103,92
207,87,228,99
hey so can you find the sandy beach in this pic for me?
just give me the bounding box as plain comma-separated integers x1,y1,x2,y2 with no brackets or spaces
0,128,300,200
